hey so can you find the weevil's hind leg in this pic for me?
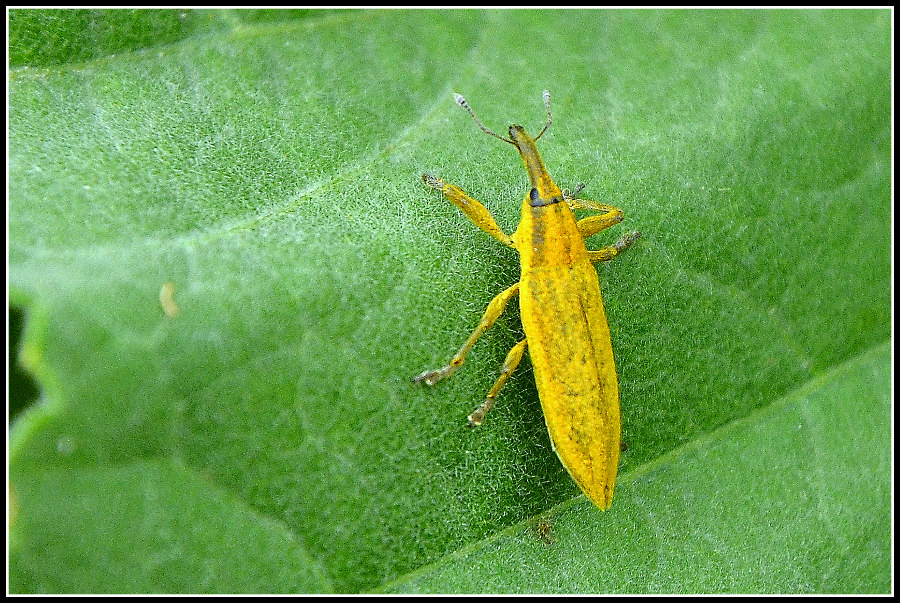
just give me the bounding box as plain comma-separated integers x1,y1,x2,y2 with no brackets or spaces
423,174,515,248
413,282,520,386
468,338,528,427
587,231,642,263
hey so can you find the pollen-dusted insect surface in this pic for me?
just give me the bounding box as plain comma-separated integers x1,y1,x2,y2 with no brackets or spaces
414,91,640,510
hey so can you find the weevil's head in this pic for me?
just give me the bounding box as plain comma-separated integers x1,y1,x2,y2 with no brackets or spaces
507,124,539,162
508,124,531,144
508,124,537,149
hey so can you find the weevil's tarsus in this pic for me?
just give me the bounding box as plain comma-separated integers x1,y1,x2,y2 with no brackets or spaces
586,231,642,263
466,397,494,427
413,363,457,386
562,183,586,200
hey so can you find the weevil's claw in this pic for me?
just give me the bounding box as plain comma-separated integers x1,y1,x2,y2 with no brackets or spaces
466,397,494,427
616,231,642,251
563,183,586,200
412,365,454,386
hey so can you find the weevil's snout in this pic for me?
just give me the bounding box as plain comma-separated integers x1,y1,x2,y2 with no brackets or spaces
508,125,527,142
508,125,538,153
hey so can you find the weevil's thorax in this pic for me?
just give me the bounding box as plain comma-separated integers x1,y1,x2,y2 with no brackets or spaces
508,125,563,207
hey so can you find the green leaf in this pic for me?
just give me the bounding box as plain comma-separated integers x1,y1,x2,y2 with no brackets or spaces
9,460,331,592
384,344,891,593
9,8,891,594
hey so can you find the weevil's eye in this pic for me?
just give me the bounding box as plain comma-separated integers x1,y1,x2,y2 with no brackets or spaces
530,188,540,202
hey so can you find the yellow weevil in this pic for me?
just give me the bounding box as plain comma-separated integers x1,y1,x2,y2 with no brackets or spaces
414,90,640,510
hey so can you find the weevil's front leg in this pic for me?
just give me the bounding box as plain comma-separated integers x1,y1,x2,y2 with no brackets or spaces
562,184,629,239
572,204,625,239
562,183,586,201
467,338,528,427
576,211,627,239
423,174,515,247
413,282,520,386
564,185,642,262
587,231,642,263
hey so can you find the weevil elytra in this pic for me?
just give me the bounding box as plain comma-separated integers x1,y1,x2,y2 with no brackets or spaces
414,90,640,510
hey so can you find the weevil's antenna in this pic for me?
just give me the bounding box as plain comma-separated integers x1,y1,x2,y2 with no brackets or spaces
453,93,514,144
534,90,553,140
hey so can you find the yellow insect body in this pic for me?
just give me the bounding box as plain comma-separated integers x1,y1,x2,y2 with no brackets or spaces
515,187,621,508
415,91,639,510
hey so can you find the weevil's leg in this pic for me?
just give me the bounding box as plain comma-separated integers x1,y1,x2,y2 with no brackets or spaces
562,183,585,201
563,184,614,212
562,186,627,239
413,282,520,386
569,199,622,213
576,210,625,239
468,338,528,427
587,231,642,263
563,186,641,260
423,174,515,248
